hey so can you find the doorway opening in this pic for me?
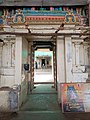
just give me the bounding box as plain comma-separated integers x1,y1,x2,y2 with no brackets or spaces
42,58,45,67
34,49,54,93
30,41,57,94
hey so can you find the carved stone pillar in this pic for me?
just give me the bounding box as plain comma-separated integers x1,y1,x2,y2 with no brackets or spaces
65,36,73,82
75,43,81,65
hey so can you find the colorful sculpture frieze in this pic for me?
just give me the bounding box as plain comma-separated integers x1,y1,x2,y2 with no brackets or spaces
0,6,88,25
13,9,25,24
65,11,76,23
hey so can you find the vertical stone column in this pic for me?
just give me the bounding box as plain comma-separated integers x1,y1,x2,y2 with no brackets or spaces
15,36,22,84
72,42,75,65
74,41,84,66
79,43,84,65
84,44,89,65
57,36,65,103
57,36,65,83
52,51,54,78
45,58,47,68
75,43,80,65
65,36,73,82
28,42,32,93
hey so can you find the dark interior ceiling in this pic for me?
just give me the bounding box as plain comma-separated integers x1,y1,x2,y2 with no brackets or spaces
33,41,55,51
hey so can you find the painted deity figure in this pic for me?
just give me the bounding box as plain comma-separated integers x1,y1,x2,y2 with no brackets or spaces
65,11,75,23
67,85,78,103
13,9,25,23
17,16,22,23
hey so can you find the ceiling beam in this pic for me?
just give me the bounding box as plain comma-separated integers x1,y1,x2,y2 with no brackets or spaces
0,32,90,36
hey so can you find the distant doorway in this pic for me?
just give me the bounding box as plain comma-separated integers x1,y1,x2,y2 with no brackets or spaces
29,41,57,93
34,49,53,83
42,59,45,67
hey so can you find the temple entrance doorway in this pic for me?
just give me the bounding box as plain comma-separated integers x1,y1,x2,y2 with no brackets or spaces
29,41,57,94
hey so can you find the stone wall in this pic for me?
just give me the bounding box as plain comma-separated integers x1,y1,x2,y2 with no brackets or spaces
0,36,15,87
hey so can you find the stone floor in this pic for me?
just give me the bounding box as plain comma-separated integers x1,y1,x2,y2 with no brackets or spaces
2,84,61,120
11,85,66,120
34,68,53,83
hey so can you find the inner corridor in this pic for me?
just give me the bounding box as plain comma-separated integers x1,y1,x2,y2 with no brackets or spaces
11,84,65,120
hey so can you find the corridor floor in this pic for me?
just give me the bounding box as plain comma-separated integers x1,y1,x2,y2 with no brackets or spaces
10,84,90,120
11,84,66,120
